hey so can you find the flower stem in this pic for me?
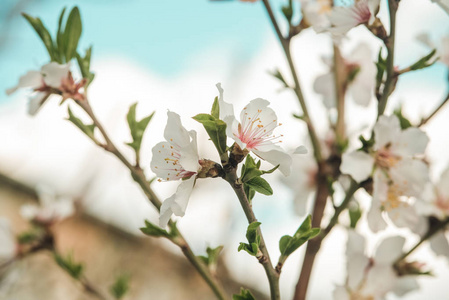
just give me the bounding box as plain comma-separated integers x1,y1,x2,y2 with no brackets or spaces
74,99,228,300
419,90,449,127
261,0,323,163
377,0,398,117
394,217,449,267
224,168,280,300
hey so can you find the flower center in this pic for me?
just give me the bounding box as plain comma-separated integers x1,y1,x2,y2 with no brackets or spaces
238,108,282,150
375,147,400,169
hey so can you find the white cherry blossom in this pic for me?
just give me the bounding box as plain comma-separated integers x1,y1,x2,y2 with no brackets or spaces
20,185,74,225
334,231,419,300
6,62,71,115
151,111,200,227
0,218,16,265
216,83,294,176
326,0,380,38
314,43,376,109
300,0,332,33
340,115,429,232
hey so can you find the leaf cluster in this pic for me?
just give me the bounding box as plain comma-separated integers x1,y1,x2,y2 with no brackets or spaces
110,274,130,300
233,288,256,300
238,222,262,257
125,103,155,162
193,97,227,157
241,156,277,201
140,220,179,239
279,215,320,261
54,252,84,279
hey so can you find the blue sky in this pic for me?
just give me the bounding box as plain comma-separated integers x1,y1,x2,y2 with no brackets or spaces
0,0,273,103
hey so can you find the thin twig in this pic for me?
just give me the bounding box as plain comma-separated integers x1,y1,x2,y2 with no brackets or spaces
261,0,323,163
394,217,449,267
419,91,449,127
377,0,398,117
224,168,280,300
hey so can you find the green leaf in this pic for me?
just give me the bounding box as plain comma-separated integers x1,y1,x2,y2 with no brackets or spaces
76,46,95,84
269,69,289,88
67,106,97,142
140,220,170,238
125,103,155,155
238,222,262,257
22,13,56,61
282,5,293,22
211,96,220,119
348,201,362,229
409,49,437,71
246,221,261,243
110,274,130,300
192,113,227,156
375,48,387,91
56,7,67,62
63,7,82,61
279,215,320,257
54,252,83,279
244,184,256,202
393,107,412,129
245,177,273,196
233,288,256,300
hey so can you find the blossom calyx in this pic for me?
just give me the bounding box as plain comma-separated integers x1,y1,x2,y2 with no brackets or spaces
197,159,225,179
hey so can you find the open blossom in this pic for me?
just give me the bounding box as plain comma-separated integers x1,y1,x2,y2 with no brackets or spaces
20,185,74,225
314,43,376,109
340,115,429,232
151,111,201,227
6,62,85,115
0,218,16,264
300,0,332,33
216,83,296,176
334,231,419,300
326,0,380,38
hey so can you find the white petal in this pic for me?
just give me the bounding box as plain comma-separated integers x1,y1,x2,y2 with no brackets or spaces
347,253,370,290
369,177,388,232
437,166,449,200
346,229,366,257
240,98,278,136
253,146,292,176
151,142,184,180
313,73,336,109
364,264,397,297
28,93,49,116
393,276,419,297
392,127,429,156
340,151,374,182
224,115,241,147
387,204,420,231
172,177,195,216
164,111,191,148
216,83,235,120
20,204,39,221
375,236,405,264
374,115,401,150
368,0,380,24
429,231,449,258
179,130,200,173
6,70,42,95
41,62,70,88
389,159,429,198
293,145,308,154
159,194,176,228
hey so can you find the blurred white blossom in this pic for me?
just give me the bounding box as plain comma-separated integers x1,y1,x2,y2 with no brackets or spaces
341,115,429,232
20,185,74,225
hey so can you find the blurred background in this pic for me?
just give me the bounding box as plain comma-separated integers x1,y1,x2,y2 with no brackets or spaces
1,0,449,299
